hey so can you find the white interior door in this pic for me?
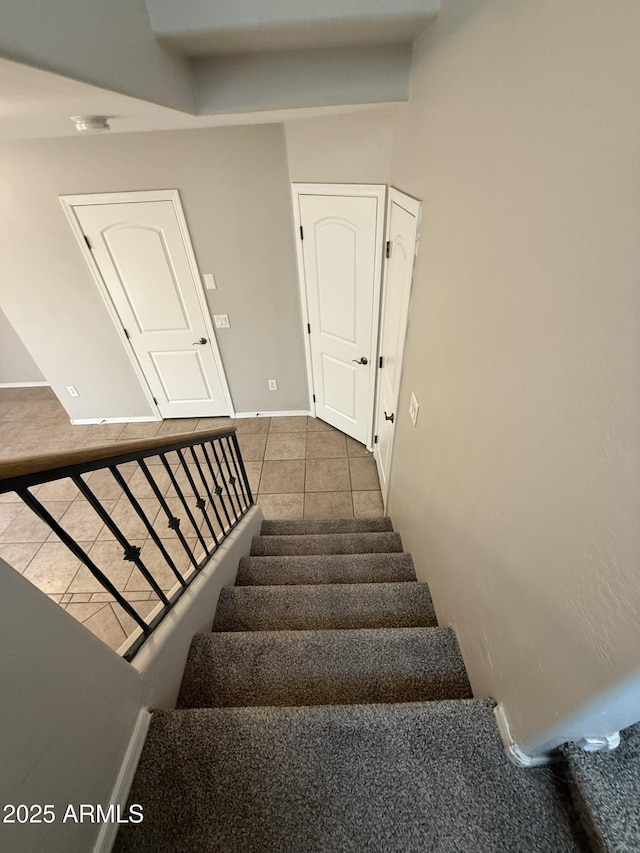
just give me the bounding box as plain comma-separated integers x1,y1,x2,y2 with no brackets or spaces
65,192,232,419
295,186,385,445
374,189,421,503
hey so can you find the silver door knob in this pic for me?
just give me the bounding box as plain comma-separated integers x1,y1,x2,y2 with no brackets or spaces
352,356,368,365
192,337,207,345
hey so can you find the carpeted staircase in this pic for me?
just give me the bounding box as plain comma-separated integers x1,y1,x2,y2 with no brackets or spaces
114,517,633,852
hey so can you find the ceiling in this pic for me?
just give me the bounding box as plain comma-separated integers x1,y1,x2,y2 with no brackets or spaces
0,57,395,141
0,1,440,140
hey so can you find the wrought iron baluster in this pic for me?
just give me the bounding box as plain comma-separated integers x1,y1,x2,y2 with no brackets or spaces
188,445,224,543
111,464,188,588
73,474,171,606
209,439,239,523
18,489,149,633
160,453,208,552
223,435,248,511
175,449,217,549
199,441,233,530
218,438,242,519
136,460,199,573
225,435,248,508
230,432,254,507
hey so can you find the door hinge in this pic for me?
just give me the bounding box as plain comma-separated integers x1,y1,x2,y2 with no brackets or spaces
300,226,304,240
153,397,158,406
312,394,316,403
123,328,130,339
379,355,384,369
307,323,311,334
83,234,93,251
374,435,378,444
385,240,391,259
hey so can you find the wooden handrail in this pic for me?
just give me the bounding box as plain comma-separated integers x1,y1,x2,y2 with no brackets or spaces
0,426,237,482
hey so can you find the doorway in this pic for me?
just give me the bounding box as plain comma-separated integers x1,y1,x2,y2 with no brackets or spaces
60,190,233,419
292,184,386,446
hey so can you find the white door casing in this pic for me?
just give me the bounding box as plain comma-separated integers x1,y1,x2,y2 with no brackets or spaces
374,188,421,505
293,184,386,446
61,191,233,420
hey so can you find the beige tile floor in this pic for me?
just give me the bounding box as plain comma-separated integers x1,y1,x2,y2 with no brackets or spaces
0,387,382,653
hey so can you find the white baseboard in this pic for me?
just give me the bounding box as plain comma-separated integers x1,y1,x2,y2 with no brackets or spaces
494,704,551,767
0,381,49,388
93,709,151,853
234,410,311,419
70,416,161,425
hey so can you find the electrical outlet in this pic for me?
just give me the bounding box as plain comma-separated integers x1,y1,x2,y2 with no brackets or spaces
66,385,79,397
409,392,419,426
268,379,278,391
213,314,230,328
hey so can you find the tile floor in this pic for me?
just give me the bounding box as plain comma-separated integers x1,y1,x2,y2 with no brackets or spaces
0,386,382,653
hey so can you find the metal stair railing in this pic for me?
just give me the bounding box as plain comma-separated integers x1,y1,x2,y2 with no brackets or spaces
0,427,253,660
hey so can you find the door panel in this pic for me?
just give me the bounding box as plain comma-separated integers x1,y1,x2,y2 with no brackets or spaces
322,354,357,421
106,226,190,332
299,192,382,444
374,191,421,502
73,198,230,419
150,350,212,402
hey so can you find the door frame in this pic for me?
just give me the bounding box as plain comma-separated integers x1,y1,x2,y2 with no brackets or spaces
373,187,422,508
59,189,235,420
291,183,387,448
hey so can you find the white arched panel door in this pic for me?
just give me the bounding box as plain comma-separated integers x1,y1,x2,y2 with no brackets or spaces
62,191,233,419
295,186,385,445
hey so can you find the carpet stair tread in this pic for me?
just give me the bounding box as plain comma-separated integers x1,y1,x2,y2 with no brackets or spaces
236,552,416,586
114,699,582,853
250,531,403,557
560,721,640,852
260,517,394,536
213,581,437,631
177,626,472,709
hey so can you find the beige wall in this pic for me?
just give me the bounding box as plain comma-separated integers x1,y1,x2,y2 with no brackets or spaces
0,307,44,384
388,0,640,750
285,106,398,184
0,557,142,853
0,125,308,420
0,0,195,112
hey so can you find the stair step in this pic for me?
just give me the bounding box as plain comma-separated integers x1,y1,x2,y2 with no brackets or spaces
178,626,472,709
236,552,416,585
213,582,437,632
560,722,640,852
260,517,394,536
114,700,582,853
250,531,403,557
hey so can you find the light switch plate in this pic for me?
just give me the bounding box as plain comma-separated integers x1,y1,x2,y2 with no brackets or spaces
409,392,419,426
203,273,216,290
213,314,230,328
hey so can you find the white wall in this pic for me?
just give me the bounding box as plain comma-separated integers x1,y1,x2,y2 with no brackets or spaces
0,126,308,420
285,107,398,185
388,0,640,751
0,0,194,112
0,307,44,384
0,558,142,853
194,46,411,115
